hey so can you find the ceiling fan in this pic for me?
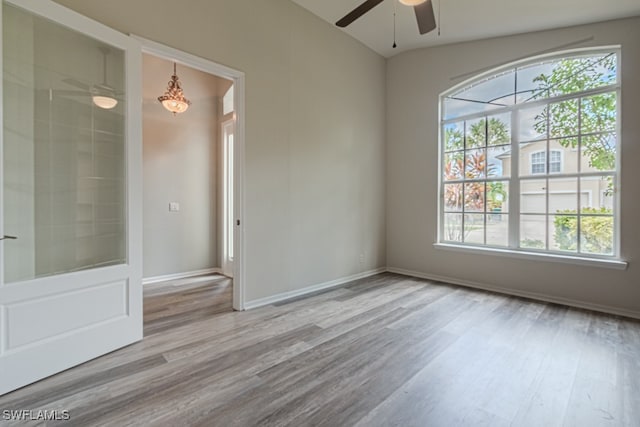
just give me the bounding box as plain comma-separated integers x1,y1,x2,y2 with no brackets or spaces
336,0,436,35
63,47,122,109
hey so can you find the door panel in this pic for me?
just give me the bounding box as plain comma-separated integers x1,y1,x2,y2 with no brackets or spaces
0,0,142,395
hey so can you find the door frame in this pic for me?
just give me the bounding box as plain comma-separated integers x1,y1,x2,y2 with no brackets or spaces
133,35,246,311
221,118,235,278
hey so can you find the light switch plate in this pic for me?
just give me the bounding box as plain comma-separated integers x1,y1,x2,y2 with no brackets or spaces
169,202,180,212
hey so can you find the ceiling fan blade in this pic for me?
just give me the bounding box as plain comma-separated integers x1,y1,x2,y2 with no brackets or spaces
336,0,385,28
52,89,87,96
93,83,125,96
62,77,91,91
414,0,436,35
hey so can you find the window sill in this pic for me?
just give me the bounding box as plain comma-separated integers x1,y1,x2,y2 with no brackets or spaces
433,243,628,270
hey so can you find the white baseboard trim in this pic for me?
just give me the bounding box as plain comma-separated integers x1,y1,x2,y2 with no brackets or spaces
143,264,639,319
386,266,640,320
244,267,387,310
143,268,223,285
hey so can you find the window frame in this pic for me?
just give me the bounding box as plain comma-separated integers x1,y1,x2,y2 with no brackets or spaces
437,47,623,263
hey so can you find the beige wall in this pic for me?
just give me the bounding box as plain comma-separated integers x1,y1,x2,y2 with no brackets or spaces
142,54,229,278
387,17,640,316
54,0,387,301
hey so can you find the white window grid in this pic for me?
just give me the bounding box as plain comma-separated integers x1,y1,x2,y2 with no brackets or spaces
438,49,621,259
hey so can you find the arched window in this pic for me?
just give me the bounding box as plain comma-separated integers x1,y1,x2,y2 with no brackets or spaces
439,49,619,258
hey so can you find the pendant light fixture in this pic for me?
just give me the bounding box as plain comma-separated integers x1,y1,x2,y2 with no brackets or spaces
92,47,118,110
158,62,191,115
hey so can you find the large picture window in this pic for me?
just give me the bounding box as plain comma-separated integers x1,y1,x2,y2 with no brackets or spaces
440,49,620,258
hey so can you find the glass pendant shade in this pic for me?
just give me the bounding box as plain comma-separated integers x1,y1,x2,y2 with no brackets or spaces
92,95,118,109
158,62,191,115
399,0,426,5
161,98,189,114
91,82,118,110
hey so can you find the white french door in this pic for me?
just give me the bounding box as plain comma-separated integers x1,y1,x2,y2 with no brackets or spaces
221,118,235,278
0,0,142,395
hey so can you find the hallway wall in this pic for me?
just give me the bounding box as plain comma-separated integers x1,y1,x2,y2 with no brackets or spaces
142,54,231,278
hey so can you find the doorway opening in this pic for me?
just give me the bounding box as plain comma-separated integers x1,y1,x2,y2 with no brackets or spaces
137,37,245,330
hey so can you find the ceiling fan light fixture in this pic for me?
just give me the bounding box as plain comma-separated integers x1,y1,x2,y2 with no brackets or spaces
92,48,118,110
158,62,191,115
92,94,118,109
399,0,426,6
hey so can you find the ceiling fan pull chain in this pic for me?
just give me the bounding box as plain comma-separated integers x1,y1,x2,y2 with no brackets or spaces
438,0,441,36
393,0,397,48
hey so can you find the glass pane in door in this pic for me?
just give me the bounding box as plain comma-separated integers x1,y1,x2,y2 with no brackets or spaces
3,3,126,283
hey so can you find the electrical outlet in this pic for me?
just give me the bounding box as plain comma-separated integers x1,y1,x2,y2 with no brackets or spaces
169,202,180,212
359,253,365,264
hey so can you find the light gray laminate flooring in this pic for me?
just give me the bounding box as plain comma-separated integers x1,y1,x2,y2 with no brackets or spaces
1,273,639,426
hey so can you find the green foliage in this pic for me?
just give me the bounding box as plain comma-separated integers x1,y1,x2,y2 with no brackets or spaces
445,127,464,151
582,132,616,173
553,207,613,254
532,55,617,172
467,118,510,148
532,55,616,98
520,238,545,249
445,118,510,152
486,181,506,211
553,214,578,252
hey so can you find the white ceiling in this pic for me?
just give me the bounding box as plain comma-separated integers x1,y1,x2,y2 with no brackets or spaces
291,0,640,58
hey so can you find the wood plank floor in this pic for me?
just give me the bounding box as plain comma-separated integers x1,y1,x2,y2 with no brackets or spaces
143,274,233,336
1,272,639,426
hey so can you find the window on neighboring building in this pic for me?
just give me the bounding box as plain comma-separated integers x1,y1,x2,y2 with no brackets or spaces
440,49,619,258
530,150,562,174
531,151,546,174
550,150,562,173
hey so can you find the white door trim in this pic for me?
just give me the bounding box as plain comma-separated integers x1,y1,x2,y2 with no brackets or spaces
132,35,246,311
